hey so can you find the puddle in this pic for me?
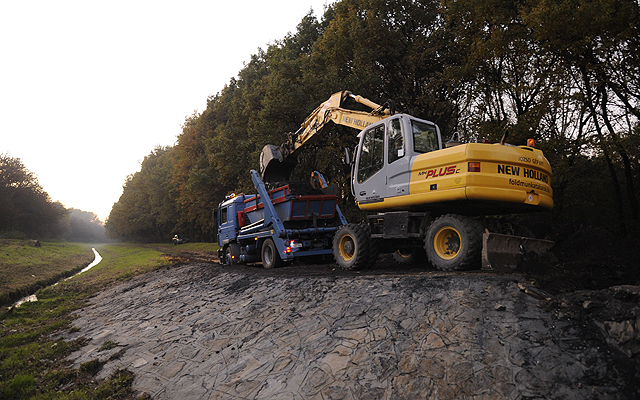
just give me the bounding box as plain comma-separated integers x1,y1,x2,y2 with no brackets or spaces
11,248,102,308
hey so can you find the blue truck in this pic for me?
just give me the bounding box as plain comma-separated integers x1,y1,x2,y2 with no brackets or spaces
216,170,347,268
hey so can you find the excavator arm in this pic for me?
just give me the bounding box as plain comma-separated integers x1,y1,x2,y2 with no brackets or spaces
260,91,394,182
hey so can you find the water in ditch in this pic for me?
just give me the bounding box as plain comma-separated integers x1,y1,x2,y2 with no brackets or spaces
11,248,103,308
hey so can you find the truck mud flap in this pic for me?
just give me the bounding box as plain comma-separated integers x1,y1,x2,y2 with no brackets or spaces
481,233,555,272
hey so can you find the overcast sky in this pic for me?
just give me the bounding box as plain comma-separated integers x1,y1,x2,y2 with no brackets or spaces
1,0,334,222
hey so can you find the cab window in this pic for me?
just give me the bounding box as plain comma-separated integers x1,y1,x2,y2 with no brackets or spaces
220,207,228,225
412,120,439,153
387,118,404,164
358,125,385,183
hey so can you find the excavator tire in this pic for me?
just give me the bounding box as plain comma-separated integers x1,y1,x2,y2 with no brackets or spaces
333,223,371,270
261,238,283,269
363,224,380,266
424,214,484,271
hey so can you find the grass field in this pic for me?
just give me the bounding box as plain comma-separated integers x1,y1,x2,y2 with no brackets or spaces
0,242,212,399
0,240,95,306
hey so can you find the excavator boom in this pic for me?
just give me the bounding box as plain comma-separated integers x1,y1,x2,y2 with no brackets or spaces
260,91,393,182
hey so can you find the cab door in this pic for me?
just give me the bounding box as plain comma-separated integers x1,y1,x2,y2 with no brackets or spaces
353,123,386,204
217,202,237,245
385,117,410,198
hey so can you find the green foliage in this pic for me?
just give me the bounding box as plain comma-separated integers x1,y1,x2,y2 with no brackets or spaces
3,373,36,398
98,340,119,352
79,359,103,375
106,146,180,242
106,0,640,240
0,154,68,239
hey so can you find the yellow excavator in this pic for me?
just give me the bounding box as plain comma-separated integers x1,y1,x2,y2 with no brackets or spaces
260,91,554,271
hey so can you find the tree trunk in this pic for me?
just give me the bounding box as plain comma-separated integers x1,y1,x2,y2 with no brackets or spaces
600,83,639,223
580,68,627,234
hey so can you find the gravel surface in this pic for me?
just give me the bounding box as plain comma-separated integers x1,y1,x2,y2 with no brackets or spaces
64,261,639,399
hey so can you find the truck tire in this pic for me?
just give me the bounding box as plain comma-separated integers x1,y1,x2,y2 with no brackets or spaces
333,223,370,270
424,214,484,271
225,243,240,266
261,238,283,269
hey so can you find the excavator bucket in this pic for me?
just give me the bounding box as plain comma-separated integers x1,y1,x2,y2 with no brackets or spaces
260,144,297,183
481,233,556,272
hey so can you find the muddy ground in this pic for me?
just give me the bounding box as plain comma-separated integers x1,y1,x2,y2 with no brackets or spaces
63,250,640,399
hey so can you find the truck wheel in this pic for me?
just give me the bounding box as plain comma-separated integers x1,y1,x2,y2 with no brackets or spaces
424,214,484,271
261,238,283,269
225,243,240,266
392,248,425,265
333,223,370,270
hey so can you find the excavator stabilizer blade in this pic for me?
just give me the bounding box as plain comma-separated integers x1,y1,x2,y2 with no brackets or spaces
260,144,296,183
481,233,555,272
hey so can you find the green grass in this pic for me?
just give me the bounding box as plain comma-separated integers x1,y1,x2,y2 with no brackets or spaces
0,242,204,399
70,244,168,287
0,240,95,306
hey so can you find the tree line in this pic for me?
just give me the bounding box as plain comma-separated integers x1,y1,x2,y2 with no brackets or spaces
105,0,640,242
0,154,109,242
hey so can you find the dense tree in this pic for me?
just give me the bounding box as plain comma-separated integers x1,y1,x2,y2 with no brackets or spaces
311,0,456,125
66,209,109,243
106,0,640,241
439,0,640,233
0,154,67,238
106,147,180,242
519,0,640,233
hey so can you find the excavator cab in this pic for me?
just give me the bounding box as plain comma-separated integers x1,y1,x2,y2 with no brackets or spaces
352,115,442,206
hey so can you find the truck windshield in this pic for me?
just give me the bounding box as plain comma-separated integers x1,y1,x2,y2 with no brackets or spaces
412,120,439,153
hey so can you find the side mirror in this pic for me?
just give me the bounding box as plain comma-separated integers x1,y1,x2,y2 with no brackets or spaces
342,147,352,165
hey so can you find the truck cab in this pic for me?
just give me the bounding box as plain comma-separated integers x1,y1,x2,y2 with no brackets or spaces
217,195,245,247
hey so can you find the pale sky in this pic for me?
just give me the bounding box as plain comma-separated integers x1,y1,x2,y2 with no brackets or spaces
1,0,334,222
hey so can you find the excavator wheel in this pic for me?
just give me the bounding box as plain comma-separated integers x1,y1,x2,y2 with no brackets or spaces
363,223,379,266
424,214,484,271
333,223,371,270
225,243,240,266
261,238,283,269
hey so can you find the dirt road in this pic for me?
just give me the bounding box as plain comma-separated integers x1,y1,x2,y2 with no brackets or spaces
64,260,639,399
